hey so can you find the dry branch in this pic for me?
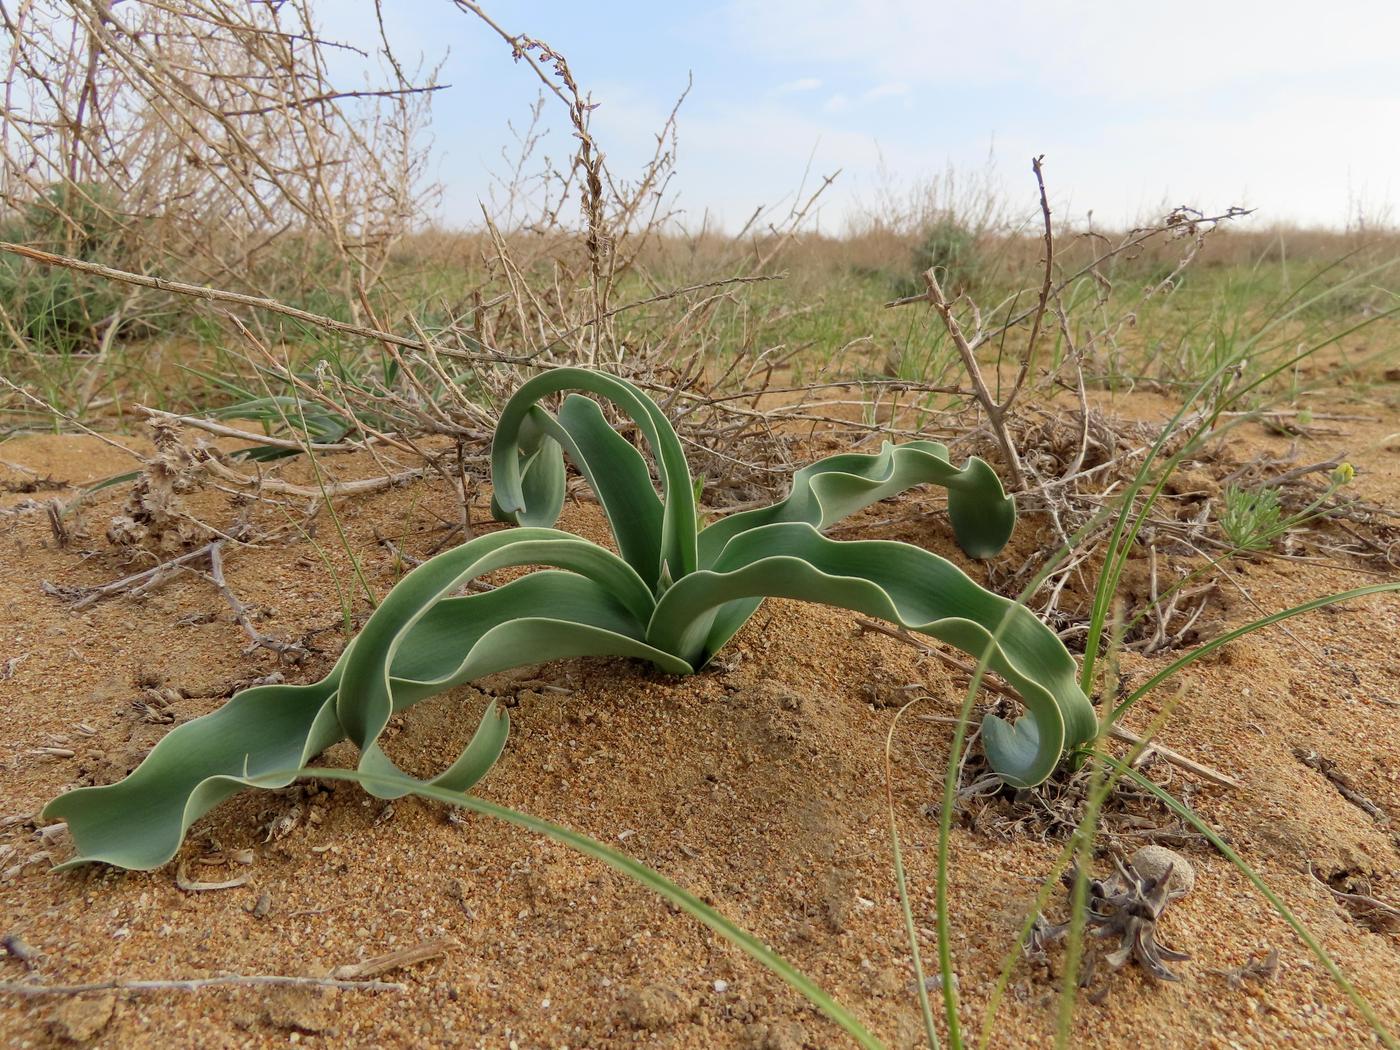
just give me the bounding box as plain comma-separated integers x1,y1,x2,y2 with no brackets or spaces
205,540,307,659
135,407,363,452
1,0,440,349
0,975,405,996
330,938,457,980
197,455,430,500
919,266,1026,489
0,242,533,364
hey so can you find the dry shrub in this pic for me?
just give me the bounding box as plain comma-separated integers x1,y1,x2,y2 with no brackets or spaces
0,0,437,350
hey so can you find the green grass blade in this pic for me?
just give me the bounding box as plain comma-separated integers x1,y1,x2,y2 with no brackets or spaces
884,703,942,1050
1079,349,1244,690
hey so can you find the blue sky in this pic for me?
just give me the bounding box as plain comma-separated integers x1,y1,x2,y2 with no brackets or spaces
324,1,1400,232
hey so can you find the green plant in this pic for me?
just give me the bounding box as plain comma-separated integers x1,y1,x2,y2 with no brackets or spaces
984,358,1392,1046
895,283,1398,1047
890,220,985,300
0,182,129,354
1218,483,1286,551
45,367,1095,870
1219,464,1354,552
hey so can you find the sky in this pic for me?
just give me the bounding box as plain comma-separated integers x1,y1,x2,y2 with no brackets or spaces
321,0,1400,233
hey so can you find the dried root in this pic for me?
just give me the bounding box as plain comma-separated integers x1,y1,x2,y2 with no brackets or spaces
1029,845,1197,985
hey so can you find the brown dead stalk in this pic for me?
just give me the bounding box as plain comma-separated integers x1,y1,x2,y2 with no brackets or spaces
886,157,1248,498
919,265,1026,489
330,937,457,981
1,0,439,355
204,540,307,660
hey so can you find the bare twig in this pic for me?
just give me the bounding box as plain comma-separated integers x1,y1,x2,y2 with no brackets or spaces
1111,723,1241,790
1307,864,1400,931
221,84,447,118
204,540,307,659
135,407,364,453
0,975,405,996
919,267,1025,488
43,540,227,608
0,243,532,365
174,858,252,892
1293,748,1388,822
1,0,439,346
197,454,429,500
1005,154,1055,410
330,937,456,980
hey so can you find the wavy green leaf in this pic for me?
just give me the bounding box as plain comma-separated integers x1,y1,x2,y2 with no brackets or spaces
491,368,696,587
694,440,1017,658
698,439,1015,564
517,393,664,589
651,523,1095,787
489,408,567,529
44,527,688,870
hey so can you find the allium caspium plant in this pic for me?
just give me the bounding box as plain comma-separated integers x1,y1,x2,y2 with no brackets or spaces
47,369,1094,869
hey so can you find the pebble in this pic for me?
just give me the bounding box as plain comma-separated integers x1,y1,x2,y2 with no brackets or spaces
48,992,115,1043
1129,845,1196,898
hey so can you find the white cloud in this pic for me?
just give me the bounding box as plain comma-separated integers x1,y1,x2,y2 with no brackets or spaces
336,0,1399,231
437,71,1397,233
605,80,1400,232
702,0,1400,228
862,82,910,102
818,83,912,115
722,0,1400,101
1056,93,1400,228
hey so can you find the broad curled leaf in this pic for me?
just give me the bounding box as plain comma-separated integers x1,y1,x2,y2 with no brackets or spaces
698,439,1016,564
649,522,1096,787
693,439,1018,659
491,368,695,589
45,527,688,870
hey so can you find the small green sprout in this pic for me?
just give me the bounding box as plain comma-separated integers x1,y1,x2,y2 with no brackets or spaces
1219,484,1286,552
46,368,1095,871
1220,463,1354,553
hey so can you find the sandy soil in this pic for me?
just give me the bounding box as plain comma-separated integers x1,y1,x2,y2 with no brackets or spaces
1,387,1398,1049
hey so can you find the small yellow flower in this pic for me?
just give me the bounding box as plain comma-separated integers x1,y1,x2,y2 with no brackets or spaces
1332,462,1355,486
